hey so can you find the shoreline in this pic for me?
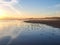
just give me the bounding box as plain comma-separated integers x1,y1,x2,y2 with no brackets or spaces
24,19,60,28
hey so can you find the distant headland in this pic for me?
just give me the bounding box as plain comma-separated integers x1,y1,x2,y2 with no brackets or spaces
24,17,60,28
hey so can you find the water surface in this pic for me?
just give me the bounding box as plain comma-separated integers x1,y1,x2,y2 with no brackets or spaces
0,20,60,45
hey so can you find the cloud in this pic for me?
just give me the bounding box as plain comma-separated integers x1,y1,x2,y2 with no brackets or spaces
48,4,60,8
0,0,18,4
54,4,60,7
3,0,12,2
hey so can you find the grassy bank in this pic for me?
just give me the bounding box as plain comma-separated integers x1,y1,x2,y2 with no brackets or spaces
24,19,60,28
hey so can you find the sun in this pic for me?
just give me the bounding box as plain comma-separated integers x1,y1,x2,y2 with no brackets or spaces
0,10,4,16
0,9,6,18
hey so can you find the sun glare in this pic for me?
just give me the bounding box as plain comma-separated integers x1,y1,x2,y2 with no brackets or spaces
0,9,6,18
0,10,4,15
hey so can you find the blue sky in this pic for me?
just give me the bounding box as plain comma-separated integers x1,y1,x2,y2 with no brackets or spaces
0,0,60,18
19,0,60,17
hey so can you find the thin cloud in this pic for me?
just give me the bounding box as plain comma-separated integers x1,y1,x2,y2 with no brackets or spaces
48,4,60,8
54,4,60,8
0,0,17,4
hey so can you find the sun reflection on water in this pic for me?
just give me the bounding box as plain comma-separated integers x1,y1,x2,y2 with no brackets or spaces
0,20,24,39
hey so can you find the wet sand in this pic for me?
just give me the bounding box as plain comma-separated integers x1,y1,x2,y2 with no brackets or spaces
24,19,60,28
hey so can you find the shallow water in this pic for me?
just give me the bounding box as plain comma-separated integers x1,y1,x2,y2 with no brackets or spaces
0,20,60,45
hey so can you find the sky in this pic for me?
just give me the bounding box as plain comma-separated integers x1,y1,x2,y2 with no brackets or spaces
0,0,60,19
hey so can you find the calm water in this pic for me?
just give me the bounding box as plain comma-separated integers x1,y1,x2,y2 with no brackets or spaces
0,20,60,45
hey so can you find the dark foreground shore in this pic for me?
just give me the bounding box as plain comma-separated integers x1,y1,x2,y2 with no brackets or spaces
24,19,60,28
